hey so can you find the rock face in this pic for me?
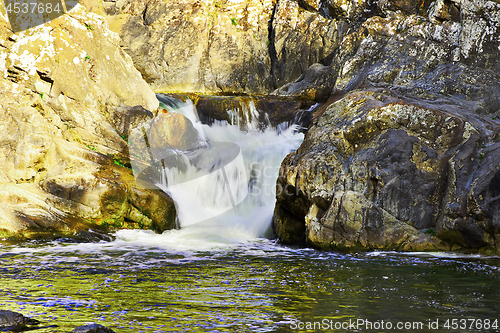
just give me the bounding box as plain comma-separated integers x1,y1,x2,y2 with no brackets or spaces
0,5,176,239
86,0,351,95
274,89,500,253
90,0,500,103
272,0,500,253
96,0,275,94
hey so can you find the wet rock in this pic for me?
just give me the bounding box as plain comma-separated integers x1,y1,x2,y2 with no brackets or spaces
273,89,500,254
72,323,116,333
149,112,200,152
194,95,318,130
271,0,500,254
0,310,40,331
106,105,154,140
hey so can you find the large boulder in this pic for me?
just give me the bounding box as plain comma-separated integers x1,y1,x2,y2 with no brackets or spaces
0,5,176,239
0,310,40,331
149,112,200,152
273,88,500,254
272,0,500,254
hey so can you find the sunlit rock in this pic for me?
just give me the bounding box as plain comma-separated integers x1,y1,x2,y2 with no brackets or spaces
0,4,175,239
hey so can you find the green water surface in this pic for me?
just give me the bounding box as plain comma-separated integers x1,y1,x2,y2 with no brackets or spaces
0,239,499,332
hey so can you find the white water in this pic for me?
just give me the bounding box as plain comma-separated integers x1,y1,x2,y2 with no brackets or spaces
132,97,305,250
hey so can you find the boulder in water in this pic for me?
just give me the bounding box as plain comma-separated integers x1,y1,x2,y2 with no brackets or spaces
0,310,40,331
149,112,200,153
273,88,500,254
72,323,116,333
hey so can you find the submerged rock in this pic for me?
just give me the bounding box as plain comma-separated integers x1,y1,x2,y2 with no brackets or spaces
149,112,200,152
0,310,40,331
194,95,318,130
72,323,116,333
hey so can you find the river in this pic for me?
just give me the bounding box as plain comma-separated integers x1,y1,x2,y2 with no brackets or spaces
0,96,499,332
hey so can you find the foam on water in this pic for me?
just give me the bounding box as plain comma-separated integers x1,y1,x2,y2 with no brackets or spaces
149,96,304,248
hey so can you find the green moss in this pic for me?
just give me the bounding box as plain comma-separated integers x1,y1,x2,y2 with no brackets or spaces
114,159,128,168
86,144,98,152
424,228,437,236
113,219,123,228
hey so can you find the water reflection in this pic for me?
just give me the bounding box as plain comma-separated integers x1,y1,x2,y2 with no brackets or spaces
0,240,499,332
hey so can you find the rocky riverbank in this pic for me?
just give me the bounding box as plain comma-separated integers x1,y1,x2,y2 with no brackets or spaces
0,4,175,239
0,0,499,254
270,0,500,254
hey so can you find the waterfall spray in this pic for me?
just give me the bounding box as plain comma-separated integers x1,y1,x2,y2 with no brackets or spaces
128,95,305,244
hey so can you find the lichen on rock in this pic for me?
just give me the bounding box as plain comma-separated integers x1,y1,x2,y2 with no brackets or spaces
274,88,500,254
0,4,175,239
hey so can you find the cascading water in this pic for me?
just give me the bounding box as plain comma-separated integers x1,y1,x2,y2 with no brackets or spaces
125,95,305,250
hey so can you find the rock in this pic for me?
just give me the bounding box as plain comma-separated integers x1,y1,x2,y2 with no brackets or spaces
270,0,500,253
0,310,40,330
194,95,318,130
149,112,200,153
459,0,500,68
378,0,429,16
323,0,378,20
98,0,275,94
271,63,337,101
105,105,154,140
0,4,176,239
86,0,352,94
273,88,500,254
270,0,349,89
72,323,116,333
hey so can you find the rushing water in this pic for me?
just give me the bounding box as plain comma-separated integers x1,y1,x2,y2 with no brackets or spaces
1,97,499,332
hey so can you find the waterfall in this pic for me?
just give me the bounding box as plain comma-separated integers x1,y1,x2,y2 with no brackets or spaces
127,95,305,247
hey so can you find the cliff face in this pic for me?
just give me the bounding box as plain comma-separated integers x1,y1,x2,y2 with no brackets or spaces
269,0,500,253
89,0,350,95
0,5,176,239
